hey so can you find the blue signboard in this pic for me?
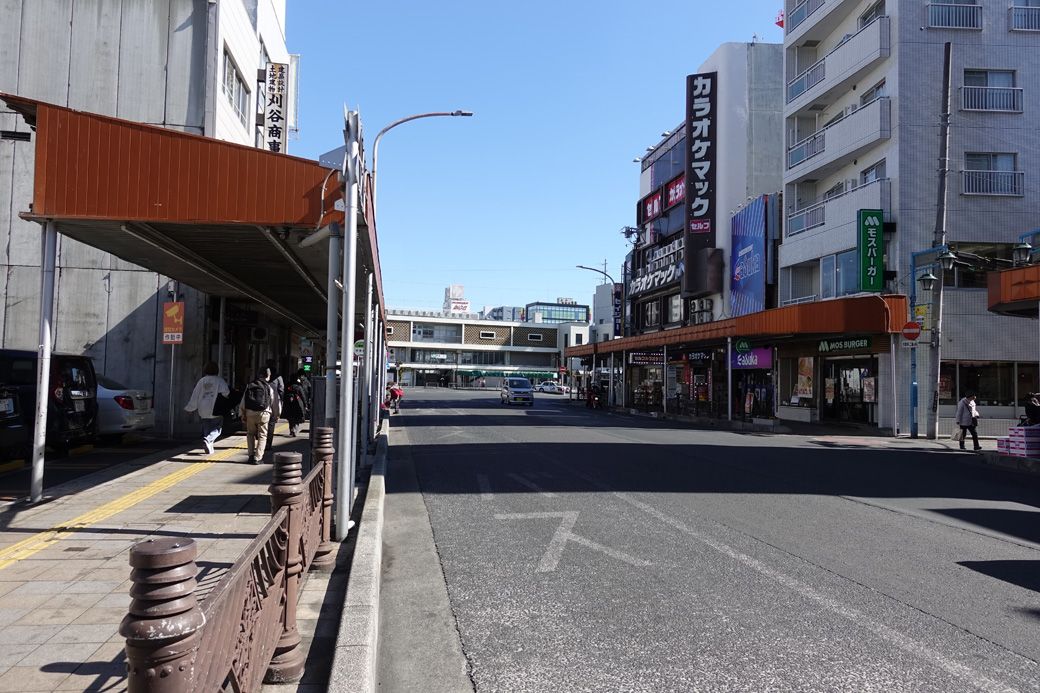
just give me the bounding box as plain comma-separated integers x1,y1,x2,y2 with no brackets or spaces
729,195,767,317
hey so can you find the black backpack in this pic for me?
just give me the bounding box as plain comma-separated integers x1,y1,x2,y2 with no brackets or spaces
243,379,272,412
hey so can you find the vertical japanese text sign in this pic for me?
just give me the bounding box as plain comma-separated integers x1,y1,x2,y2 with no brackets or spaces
684,72,717,251
858,209,884,292
162,301,185,345
265,63,289,153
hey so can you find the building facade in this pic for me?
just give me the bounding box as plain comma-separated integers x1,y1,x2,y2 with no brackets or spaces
386,310,561,387
0,0,298,434
781,0,1040,434
524,300,590,325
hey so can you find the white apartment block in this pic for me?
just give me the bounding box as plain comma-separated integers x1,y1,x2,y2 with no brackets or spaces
781,0,1040,434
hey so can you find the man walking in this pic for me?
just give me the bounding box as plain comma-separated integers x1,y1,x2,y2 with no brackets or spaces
241,368,274,464
955,392,982,451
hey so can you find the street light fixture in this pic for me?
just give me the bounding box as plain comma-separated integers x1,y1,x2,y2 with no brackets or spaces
918,270,938,292
371,110,474,216
1014,242,1033,265
938,250,958,272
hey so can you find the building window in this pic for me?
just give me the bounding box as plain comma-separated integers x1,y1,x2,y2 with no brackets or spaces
222,49,250,127
942,243,1013,288
386,326,394,335
962,70,1022,112
667,295,682,324
575,333,583,345
927,1,981,30
413,327,434,339
860,1,885,28
527,333,543,342
642,301,660,327
962,152,1023,196
479,331,496,339
820,255,835,299
861,159,886,185
1011,0,1040,31
860,79,886,106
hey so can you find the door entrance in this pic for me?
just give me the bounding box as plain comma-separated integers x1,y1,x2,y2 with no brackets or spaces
822,359,876,423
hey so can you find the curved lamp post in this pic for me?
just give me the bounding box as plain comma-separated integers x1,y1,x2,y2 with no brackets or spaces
576,265,619,407
371,110,473,216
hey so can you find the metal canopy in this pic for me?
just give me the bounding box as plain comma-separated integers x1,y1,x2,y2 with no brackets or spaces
0,92,384,334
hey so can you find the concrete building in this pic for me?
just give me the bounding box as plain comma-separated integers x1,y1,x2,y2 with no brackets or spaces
385,309,561,387
780,0,1040,434
591,282,618,342
1,0,298,434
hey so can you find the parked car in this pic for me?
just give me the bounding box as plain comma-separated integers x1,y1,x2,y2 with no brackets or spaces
501,377,535,406
535,381,570,395
0,349,98,458
96,375,155,439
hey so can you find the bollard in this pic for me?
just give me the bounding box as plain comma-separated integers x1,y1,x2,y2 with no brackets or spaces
266,451,306,683
310,426,337,571
120,538,205,693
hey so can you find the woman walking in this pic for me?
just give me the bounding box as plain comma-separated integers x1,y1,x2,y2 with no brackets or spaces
184,362,230,456
955,392,982,451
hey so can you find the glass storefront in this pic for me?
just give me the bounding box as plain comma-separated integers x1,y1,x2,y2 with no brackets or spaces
820,358,877,423
938,360,1038,407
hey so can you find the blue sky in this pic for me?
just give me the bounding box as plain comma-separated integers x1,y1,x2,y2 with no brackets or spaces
287,1,784,312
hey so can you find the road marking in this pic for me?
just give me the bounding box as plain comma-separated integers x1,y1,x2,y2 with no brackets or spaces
495,511,650,572
477,474,493,500
0,425,288,572
506,473,555,497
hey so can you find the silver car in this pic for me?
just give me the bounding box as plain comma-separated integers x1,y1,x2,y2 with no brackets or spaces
500,377,534,406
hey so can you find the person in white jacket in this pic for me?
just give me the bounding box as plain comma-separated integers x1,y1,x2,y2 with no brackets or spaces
955,392,981,451
184,362,230,456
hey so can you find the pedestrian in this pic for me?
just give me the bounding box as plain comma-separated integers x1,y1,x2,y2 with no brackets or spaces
1026,392,1040,426
295,368,312,415
389,382,404,413
241,367,274,464
183,362,230,456
265,359,284,450
283,373,308,437
955,392,982,451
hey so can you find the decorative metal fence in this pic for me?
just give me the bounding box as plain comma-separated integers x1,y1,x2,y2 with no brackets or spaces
120,427,337,692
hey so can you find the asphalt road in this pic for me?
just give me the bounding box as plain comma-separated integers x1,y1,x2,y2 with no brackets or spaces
379,387,1040,693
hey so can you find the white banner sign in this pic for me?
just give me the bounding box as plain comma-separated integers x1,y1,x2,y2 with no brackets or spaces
265,63,289,154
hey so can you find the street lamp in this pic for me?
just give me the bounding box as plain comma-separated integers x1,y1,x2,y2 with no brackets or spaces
1014,242,1033,265
371,110,474,216
576,264,620,408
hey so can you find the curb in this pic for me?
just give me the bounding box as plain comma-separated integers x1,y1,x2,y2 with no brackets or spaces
330,420,388,693
976,450,1040,478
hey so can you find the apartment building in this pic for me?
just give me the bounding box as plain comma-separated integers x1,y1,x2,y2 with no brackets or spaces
780,0,1040,434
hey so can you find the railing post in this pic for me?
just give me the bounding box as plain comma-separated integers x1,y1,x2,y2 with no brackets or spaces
120,538,205,693
266,451,306,683
310,426,337,571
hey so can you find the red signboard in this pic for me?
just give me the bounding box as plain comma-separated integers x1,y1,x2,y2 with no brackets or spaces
162,301,185,344
640,190,663,224
665,173,685,210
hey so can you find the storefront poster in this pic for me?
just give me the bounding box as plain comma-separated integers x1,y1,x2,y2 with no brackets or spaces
730,196,767,317
939,373,953,401
863,377,876,403
825,378,835,403
745,391,754,415
731,347,773,370
796,357,814,398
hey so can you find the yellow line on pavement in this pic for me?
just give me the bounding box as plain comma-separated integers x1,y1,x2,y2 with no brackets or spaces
0,424,291,571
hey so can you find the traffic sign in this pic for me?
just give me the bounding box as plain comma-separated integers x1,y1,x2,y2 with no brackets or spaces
901,322,922,341
901,340,918,349
353,339,365,357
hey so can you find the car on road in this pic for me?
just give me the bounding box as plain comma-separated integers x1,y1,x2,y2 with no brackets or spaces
96,375,155,439
501,377,535,406
535,381,570,395
0,349,98,458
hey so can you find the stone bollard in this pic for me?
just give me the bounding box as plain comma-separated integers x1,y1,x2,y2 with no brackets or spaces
265,451,305,683
120,538,205,693
310,426,337,571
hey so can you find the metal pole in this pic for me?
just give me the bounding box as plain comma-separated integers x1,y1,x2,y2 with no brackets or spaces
621,350,627,408
910,253,918,438
662,344,667,415
609,352,615,407
890,334,899,437
360,274,374,462
727,336,733,421
336,112,360,541
217,296,226,377
926,42,953,440
325,224,342,426
168,343,176,439
29,221,58,504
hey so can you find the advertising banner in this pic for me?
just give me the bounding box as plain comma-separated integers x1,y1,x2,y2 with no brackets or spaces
730,347,773,370
162,301,184,344
264,63,289,154
612,283,623,337
863,377,876,403
682,71,718,298
665,173,685,210
858,209,884,292
730,196,767,317
796,357,814,398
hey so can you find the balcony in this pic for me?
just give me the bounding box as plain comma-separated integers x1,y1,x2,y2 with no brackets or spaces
786,96,891,180
781,179,891,268
1010,5,1040,31
784,0,861,46
787,16,890,111
960,86,1024,112
961,170,1025,196
927,3,982,29
787,0,825,33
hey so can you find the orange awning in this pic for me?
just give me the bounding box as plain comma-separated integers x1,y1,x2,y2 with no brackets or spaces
988,265,1040,318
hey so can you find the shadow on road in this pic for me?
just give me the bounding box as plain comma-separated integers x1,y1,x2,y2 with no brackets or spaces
959,560,1040,594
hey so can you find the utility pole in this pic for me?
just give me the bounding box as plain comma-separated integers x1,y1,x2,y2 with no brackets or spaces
925,42,953,440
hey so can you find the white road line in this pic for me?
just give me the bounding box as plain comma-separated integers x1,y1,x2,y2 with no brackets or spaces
477,474,493,500
506,473,555,497
495,511,650,573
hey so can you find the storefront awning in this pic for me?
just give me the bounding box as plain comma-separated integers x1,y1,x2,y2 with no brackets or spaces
0,92,384,334
565,294,907,358
988,265,1040,318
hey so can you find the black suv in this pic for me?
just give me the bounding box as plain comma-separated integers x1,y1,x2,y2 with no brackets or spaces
0,350,99,459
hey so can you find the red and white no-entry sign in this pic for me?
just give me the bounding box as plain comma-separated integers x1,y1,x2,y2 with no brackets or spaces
902,322,922,341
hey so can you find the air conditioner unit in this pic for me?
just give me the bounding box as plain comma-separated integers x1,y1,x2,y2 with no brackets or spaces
700,298,714,311
250,327,269,342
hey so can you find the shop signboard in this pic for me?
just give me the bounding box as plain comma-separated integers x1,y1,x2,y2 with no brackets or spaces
629,351,665,366
628,237,684,297
638,189,663,225
817,337,871,354
730,196,767,317
684,71,717,247
687,350,713,364
858,209,884,292
665,173,685,210
731,347,772,370
612,283,623,336
264,62,289,154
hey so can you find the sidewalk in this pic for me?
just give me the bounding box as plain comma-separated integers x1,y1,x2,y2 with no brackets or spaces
0,421,348,692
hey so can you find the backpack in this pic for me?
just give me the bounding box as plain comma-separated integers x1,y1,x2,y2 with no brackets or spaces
243,379,272,412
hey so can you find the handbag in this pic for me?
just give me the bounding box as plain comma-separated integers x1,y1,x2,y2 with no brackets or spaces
952,428,965,442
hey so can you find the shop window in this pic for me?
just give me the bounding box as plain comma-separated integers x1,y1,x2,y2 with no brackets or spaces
1017,363,1039,403
957,361,1014,406
939,361,957,405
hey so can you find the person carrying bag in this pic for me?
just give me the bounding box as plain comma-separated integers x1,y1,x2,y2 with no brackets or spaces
955,392,982,451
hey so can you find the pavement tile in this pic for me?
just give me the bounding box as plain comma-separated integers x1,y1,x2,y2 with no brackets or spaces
0,644,38,668
49,623,120,644
0,608,32,627
0,625,64,645
15,605,93,627
71,607,127,626
0,593,51,610
11,580,121,595
35,559,108,581
0,666,71,692
0,581,23,599
16,641,104,667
